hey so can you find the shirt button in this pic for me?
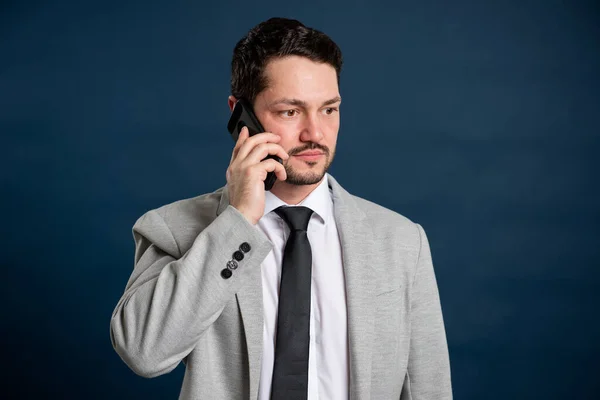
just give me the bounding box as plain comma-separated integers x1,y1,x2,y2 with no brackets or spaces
240,242,251,253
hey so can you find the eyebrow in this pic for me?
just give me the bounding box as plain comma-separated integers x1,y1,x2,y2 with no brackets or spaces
268,96,342,108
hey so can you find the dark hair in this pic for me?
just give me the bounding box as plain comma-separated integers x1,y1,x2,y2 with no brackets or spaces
231,17,343,105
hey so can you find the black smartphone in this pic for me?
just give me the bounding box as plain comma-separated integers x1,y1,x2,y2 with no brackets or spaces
227,98,281,191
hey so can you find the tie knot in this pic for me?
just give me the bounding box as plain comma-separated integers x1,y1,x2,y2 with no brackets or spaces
274,206,314,232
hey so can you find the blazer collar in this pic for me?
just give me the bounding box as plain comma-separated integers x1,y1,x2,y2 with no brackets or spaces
216,173,376,400
216,173,357,219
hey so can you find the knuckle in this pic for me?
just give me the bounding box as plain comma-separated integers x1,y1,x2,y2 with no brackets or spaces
243,165,253,177
257,143,272,155
262,160,275,170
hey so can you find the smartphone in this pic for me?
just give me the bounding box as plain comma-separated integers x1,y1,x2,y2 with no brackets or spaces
227,98,281,191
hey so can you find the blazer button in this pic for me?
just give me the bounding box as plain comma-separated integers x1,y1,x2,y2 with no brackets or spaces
227,260,239,270
233,250,244,261
221,268,233,279
240,242,251,253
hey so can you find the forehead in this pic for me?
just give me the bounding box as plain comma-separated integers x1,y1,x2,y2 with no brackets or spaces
260,55,339,104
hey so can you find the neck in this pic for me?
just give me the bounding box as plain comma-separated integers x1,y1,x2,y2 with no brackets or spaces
269,176,324,205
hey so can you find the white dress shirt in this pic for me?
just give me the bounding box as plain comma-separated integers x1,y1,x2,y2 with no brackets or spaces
256,173,349,400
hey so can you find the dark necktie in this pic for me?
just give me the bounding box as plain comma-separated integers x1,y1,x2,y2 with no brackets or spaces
270,205,314,400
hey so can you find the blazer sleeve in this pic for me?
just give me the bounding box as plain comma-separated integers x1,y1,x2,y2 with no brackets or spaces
110,204,273,378
400,223,453,399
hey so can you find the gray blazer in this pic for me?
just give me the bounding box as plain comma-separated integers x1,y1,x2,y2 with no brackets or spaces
110,174,452,399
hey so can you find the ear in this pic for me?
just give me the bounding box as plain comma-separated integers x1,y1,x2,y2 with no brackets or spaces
228,95,237,112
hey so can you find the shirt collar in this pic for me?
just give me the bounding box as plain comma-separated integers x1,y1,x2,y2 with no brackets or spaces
262,173,332,226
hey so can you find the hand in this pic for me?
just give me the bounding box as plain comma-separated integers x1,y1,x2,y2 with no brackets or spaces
226,126,289,225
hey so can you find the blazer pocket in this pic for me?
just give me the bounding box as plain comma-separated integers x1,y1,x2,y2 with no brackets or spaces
375,286,402,297
375,286,403,308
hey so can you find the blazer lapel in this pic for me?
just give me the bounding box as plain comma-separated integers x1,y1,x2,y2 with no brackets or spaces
217,186,264,400
329,175,377,400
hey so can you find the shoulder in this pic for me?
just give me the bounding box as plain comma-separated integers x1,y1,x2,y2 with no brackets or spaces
136,186,223,226
155,187,224,226
351,194,415,225
328,174,424,249
346,192,424,251
132,185,226,255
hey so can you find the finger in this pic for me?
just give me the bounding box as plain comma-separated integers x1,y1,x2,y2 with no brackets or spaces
231,126,249,163
236,132,281,161
244,142,289,166
259,158,287,182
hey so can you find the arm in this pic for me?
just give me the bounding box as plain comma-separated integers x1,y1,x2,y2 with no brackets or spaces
110,204,273,378
400,223,452,399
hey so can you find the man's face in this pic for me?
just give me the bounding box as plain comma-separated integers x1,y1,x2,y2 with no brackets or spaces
253,55,341,186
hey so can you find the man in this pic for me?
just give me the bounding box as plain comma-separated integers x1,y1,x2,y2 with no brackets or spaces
110,17,452,400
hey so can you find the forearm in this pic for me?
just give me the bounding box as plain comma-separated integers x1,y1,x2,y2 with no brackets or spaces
110,205,272,377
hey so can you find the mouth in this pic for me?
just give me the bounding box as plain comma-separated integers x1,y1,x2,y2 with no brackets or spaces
294,152,324,161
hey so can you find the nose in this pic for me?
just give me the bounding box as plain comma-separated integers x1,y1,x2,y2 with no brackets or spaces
299,113,324,143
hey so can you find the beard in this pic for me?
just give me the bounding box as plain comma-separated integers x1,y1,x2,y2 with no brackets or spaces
283,151,335,185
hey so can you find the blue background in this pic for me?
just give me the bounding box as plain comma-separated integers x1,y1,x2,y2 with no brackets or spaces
2,0,599,398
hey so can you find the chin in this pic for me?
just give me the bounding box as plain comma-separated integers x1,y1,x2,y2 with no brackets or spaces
284,166,327,186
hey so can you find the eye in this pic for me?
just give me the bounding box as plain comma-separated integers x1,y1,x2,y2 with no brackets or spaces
280,109,298,118
324,107,339,115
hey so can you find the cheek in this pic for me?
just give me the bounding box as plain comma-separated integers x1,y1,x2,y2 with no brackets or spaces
265,116,300,134
322,117,339,139
321,112,339,126
262,120,298,146
276,134,296,153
